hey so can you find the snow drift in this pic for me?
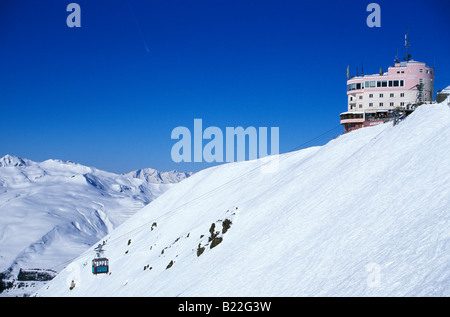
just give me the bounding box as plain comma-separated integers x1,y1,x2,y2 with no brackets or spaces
36,102,450,296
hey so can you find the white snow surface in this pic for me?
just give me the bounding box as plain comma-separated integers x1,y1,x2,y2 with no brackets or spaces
37,103,450,297
0,157,182,296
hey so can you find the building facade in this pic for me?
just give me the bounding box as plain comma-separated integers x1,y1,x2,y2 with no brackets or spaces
340,60,434,133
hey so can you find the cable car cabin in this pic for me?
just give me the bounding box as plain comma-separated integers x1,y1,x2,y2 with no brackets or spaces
92,257,109,275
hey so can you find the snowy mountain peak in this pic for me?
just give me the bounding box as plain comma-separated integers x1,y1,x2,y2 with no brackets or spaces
124,168,193,184
0,155,30,168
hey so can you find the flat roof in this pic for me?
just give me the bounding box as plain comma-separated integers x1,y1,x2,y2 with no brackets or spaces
340,111,364,115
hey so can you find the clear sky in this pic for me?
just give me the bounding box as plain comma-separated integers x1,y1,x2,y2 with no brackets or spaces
1,0,449,173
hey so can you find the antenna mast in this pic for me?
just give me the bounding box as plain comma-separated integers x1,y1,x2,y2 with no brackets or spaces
405,30,410,61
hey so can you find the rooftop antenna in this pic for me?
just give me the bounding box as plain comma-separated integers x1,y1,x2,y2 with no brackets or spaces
395,48,399,63
405,30,411,61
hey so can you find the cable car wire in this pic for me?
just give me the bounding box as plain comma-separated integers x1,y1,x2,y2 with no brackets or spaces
47,123,342,273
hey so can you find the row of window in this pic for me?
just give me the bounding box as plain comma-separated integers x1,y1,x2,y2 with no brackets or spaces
368,93,405,98
397,68,433,75
350,102,408,109
368,102,406,107
341,113,364,119
419,69,432,74
350,92,405,101
395,68,432,74
347,80,405,91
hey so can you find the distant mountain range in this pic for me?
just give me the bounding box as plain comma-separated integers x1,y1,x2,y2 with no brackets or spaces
124,168,193,184
0,155,191,296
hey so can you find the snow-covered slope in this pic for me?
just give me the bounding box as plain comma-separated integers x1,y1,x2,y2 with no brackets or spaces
37,103,450,297
124,168,192,184
0,157,184,296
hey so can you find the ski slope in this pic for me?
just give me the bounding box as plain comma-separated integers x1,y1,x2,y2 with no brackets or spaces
37,102,450,296
0,157,187,296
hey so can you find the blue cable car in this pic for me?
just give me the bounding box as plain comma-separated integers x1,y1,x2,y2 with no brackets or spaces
92,244,109,275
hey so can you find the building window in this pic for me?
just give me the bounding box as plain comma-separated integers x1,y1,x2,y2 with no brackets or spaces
400,93,404,97
359,95,363,99
419,69,423,73
348,83,358,91
379,93,384,98
359,104,362,108
390,102,394,107
382,81,387,87
400,102,405,106
389,81,393,87
390,93,394,97
369,103,373,107
369,94,373,98
379,102,383,107
400,80,404,86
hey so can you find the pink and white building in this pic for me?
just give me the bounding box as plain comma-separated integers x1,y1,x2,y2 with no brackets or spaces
340,60,434,133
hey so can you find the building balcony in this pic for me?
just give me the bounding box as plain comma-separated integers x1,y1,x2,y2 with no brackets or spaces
340,118,365,124
340,112,364,125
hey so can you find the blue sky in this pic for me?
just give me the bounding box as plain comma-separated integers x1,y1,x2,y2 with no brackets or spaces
1,0,449,173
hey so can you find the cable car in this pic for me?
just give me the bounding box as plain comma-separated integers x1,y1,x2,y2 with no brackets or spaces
92,244,109,275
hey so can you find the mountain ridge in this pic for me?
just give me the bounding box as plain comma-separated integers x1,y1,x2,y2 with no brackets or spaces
0,155,190,296
124,168,193,184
